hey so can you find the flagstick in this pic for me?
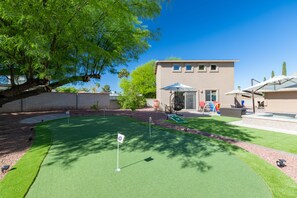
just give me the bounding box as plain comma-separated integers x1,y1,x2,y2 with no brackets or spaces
68,114,70,124
149,117,152,138
116,139,120,172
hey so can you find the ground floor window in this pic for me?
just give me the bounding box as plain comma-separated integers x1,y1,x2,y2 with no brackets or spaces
205,90,217,101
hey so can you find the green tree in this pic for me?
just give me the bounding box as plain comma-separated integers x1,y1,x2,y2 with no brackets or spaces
263,77,266,81
118,79,146,111
91,83,100,93
80,87,90,93
167,57,182,60
282,61,287,76
0,0,165,106
130,60,156,98
271,70,275,78
101,85,111,93
118,68,130,78
56,86,79,93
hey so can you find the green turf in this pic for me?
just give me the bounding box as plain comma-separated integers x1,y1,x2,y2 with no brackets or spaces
26,116,272,198
0,124,51,198
236,150,297,198
182,116,297,154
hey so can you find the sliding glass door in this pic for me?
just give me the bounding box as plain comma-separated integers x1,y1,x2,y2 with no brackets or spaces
185,92,196,109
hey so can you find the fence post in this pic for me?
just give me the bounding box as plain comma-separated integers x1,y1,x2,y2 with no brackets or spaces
76,94,78,110
21,99,23,112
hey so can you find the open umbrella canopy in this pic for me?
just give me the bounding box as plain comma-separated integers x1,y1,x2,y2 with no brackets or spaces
243,75,297,92
225,89,248,95
242,75,297,113
225,89,262,97
161,82,195,91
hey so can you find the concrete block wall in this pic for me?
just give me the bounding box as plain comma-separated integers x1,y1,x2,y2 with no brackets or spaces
0,99,22,113
23,93,77,111
109,100,121,109
0,92,111,113
78,93,110,109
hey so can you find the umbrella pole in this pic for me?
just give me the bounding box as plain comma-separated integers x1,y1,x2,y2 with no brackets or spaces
252,90,255,113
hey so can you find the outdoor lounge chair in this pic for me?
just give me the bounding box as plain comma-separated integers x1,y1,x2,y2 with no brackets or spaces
257,101,264,109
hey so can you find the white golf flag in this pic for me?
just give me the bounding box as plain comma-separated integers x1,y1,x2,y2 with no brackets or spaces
117,133,125,143
66,111,70,115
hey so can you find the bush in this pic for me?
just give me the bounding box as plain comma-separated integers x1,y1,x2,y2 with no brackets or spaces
90,101,100,111
118,93,146,111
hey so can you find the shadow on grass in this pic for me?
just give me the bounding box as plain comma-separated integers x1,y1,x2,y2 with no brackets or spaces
182,117,259,142
121,157,154,170
38,116,239,173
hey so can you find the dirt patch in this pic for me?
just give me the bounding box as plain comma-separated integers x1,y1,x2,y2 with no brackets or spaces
0,111,62,180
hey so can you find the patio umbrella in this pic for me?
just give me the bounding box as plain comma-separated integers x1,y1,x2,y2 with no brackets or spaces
225,89,262,98
161,82,195,91
243,75,297,113
225,89,250,107
226,89,249,97
161,82,195,111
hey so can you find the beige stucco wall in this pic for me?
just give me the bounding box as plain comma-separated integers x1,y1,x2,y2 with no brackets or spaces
264,91,297,114
156,61,235,110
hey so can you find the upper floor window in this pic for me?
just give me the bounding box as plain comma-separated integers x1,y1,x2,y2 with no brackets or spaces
185,64,193,72
172,64,181,72
198,65,206,72
210,64,218,72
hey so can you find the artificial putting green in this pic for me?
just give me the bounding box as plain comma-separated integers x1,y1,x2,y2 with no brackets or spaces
26,116,272,198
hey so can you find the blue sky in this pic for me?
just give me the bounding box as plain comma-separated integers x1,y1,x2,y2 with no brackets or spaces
82,0,297,92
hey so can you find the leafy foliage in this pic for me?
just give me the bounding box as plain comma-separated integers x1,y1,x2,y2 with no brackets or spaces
0,0,165,106
118,60,155,110
282,61,287,76
271,70,275,78
55,86,79,93
167,56,182,60
130,60,156,98
118,68,130,78
101,84,111,93
118,79,146,111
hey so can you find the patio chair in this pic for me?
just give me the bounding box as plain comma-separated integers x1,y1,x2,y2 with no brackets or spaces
234,98,243,108
257,101,264,109
165,105,173,114
199,101,205,111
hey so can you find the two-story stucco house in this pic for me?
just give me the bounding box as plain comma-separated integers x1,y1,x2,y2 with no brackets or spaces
155,60,239,111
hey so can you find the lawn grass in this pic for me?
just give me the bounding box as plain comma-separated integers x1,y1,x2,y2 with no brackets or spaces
236,150,297,197
26,116,272,198
0,124,51,198
182,116,297,154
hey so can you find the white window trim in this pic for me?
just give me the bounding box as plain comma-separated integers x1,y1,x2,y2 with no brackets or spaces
197,64,207,73
210,64,219,73
185,64,194,73
172,64,181,73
